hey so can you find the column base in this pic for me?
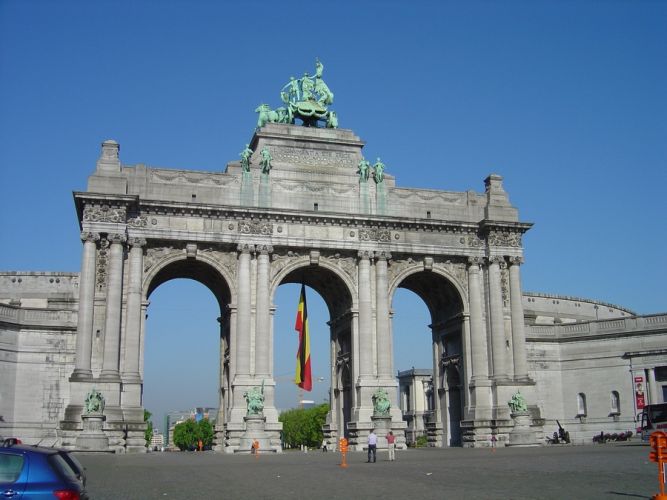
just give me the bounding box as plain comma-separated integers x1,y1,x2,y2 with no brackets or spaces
99,370,121,382
69,369,93,382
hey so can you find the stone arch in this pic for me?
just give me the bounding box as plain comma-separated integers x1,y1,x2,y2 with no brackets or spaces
270,255,356,440
141,251,234,449
388,264,467,317
389,263,467,447
143,252,233,308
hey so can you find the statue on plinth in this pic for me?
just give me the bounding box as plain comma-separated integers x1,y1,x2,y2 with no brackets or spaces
508,391,528,414
358,158,371,183
259,147,273,175
239,144,253,173
372,388,391,417
373,158,385,184
84,388,105,414
244,384,265,416
257,58,338,129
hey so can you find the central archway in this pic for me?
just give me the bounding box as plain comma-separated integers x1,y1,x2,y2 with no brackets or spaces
271,258,355,441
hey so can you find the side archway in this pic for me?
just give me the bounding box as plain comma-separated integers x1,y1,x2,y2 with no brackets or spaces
389,264,466,447
142,253,234,448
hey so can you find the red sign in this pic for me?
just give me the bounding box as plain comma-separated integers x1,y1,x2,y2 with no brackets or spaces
635,376,646,410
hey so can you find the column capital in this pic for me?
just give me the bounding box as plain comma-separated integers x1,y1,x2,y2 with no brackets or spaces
357,250,374,260
128,237,147,248
108,233,127,244
80,231,100,243
508,256,524,266
237,243,255,254
467,256,484,269
256,244,273,255
375,251,392,262
487,255,505,266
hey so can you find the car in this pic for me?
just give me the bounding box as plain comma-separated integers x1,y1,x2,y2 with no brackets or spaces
1,438,22,447
0,444,88,499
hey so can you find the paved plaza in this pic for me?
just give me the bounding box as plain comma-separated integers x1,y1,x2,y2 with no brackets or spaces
77,443,657,499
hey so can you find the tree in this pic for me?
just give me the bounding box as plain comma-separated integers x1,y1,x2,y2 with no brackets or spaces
195,419,214,449
144,409,153,448
173,418,215,451
173,419,197,451
279,404,329,448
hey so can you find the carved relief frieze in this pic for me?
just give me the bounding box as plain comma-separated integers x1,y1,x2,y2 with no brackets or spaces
462,233,484,248
268,145,357,168
199,247,237,286
271,179,354,196
385,257,417,287
150,170,239,186
96,237,109,290
500,261,509,307
324,252,357,286
144,246,179,273
84,204,126,223
438,259,468,297
127,215,148,228
270,250,303,281
238,220,273,235
359,227,391,242
393,189,466,204
488,230,522,248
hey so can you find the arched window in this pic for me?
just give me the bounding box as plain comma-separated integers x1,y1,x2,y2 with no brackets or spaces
610,391,620,414
577,393,587,416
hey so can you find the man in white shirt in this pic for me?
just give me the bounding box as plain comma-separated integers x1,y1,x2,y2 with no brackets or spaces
367,430,377,463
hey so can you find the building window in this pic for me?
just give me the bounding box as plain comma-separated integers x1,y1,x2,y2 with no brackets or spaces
610,391,620,415
577,393,587,416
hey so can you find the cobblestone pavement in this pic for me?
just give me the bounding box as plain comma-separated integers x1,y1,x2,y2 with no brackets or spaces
76,443,657,500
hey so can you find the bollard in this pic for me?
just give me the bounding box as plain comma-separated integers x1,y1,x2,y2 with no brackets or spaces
649,431,667,500
339,437,349,468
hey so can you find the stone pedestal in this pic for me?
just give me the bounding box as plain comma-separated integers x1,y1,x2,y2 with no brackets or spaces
508,412,537,447
75,413,109,451
371,415,392,448
237,414,274,454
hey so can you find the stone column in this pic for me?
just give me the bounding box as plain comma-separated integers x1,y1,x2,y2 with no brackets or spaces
508,257,529,380
375,252,392,378
235,244,253,377
123,237,146,383
254,245,272,378
648,368,659,405
487,256,508,380
358,251,373,378
71,232,99,380
100,233,126,381
467,258,489,381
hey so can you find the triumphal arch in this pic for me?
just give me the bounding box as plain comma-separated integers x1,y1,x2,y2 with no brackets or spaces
59,61,538,452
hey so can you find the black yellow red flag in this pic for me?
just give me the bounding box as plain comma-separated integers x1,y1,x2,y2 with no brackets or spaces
294,284,312,391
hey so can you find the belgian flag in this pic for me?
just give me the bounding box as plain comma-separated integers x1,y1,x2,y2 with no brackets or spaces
294,284,312,391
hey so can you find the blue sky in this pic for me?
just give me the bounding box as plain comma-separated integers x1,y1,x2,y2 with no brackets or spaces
1,1,665,427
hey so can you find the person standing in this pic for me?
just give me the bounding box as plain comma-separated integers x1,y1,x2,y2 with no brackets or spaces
386,431,396,461
367,430,377,463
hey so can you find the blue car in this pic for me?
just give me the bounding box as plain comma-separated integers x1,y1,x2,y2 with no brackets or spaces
0,444,87,499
